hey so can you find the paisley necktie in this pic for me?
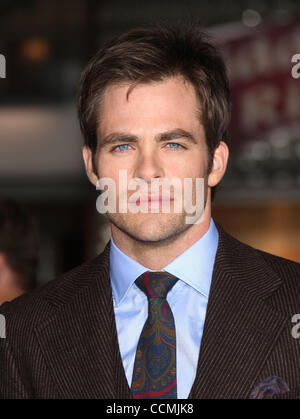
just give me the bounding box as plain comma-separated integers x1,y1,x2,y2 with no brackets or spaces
131,271,178,399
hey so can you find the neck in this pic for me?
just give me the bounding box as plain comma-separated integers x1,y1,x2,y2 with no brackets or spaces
111,205,212,270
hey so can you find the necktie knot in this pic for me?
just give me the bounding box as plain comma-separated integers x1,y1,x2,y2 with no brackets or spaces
135,271,178,299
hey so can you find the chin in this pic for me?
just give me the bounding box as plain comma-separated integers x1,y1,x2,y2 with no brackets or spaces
108,212,191,244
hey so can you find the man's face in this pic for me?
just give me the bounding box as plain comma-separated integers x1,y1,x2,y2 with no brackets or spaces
92,76,211,243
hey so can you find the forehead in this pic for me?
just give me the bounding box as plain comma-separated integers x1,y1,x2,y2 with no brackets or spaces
98,76,202,136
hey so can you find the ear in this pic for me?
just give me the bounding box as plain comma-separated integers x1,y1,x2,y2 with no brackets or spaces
82,145,98,187
208,141,229,188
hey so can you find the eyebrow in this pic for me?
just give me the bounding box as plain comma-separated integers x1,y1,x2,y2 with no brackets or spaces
99,128,197,147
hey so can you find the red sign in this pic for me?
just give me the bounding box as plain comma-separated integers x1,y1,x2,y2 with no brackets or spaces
213,19,300,149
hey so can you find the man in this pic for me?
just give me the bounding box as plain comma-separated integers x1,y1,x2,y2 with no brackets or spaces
1,23,300,399
0,196,39,306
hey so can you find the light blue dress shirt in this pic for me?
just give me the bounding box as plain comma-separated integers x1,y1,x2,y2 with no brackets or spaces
109,218,219,399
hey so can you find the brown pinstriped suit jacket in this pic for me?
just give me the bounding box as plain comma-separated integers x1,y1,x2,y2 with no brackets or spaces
0,222,300,399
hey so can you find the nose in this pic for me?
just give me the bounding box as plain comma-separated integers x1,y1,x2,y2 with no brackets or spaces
133,149,165,183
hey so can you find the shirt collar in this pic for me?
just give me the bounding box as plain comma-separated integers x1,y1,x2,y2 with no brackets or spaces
109,218,219,306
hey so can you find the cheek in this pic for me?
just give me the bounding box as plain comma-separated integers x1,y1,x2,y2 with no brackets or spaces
169,156,207,180
97,151,118,177
96,162,130,198
98,150,133,176
97,157,118,180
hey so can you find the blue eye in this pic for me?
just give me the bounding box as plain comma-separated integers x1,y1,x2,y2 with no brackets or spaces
114,144,131,152
166,143,183,149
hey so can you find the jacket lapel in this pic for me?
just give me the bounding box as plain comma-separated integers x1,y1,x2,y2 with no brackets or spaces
35,241,131,399
189,223,288,399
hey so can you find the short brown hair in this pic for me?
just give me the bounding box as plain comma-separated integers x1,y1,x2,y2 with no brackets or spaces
78,22,231,197
0,196,39,290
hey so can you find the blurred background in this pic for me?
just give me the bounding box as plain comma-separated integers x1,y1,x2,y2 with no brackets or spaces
0,0,299,288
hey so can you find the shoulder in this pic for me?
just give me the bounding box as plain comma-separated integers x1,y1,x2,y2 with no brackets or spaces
255,248,300,298
256,247,300,276
0,241,111,330
235,232,300,284
216,222,300,308
216,221,300,275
